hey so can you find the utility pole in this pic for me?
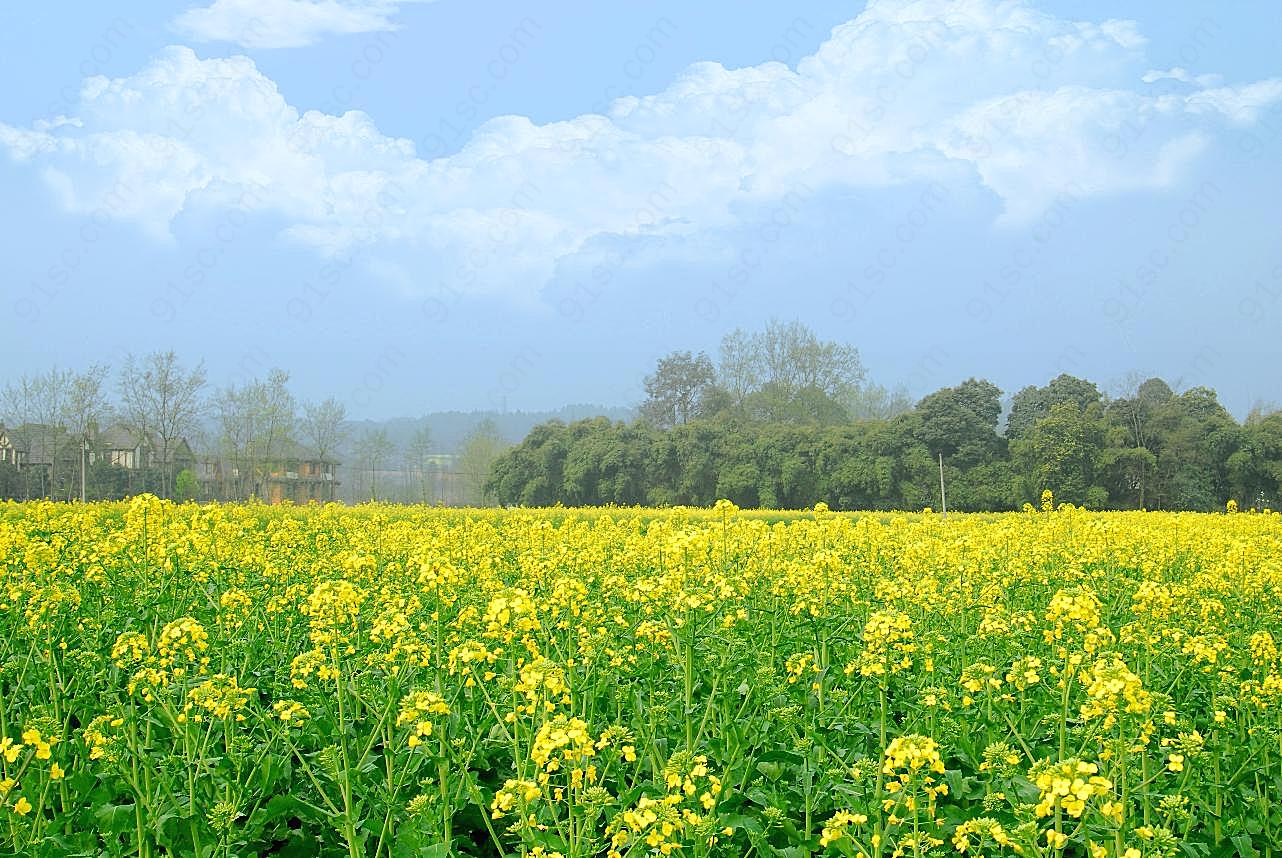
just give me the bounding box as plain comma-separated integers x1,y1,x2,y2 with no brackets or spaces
80,434,87,503
938,453,947,519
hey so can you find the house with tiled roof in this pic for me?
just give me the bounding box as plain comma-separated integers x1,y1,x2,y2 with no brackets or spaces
0,421,199,500
91,423,196,472
264,439,340,503
1,423,80,497
196,440,339,503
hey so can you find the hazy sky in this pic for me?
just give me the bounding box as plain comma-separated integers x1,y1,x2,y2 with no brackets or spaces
2,1,1280,419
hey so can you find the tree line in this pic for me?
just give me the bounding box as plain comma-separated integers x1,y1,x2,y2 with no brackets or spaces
487,321,1281,511
6,332,1278,511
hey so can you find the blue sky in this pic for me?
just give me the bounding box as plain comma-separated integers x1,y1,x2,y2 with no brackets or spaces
2,1,1281,418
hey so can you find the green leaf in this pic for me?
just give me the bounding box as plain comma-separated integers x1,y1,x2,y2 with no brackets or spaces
757,761,786,782
757,750,803,765
1229,835,1258,858
720,813,763,834
391,828,446,858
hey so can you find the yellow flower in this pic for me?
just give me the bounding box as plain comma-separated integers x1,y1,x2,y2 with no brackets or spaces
1033,759,1113,819
0,738,23,764
12,796,31,816
819,810,867,847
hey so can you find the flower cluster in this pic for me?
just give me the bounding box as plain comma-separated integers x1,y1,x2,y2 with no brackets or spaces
1032,759,1114,819
850,609,916,677
1080,656,1152,722
396,690,450,748
182,674,254,723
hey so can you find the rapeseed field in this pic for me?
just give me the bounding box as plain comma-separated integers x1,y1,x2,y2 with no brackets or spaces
1,496,1279,857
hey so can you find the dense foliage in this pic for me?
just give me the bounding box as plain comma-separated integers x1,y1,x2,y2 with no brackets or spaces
489,375,1282,511
3,497,1282,856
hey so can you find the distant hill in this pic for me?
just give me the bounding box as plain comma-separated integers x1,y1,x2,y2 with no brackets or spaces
342,404,636,454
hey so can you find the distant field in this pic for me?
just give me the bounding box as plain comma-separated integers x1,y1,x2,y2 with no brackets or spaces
2,498,1279,857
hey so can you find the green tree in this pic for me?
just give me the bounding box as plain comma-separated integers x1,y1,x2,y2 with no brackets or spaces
1149,387,1241,510
1011,400,1107,505
743,382,849,425
1099,446,1158,510
639,351,716,428
174,468,199,502
913,378,1004,466
1006,374,1102,439
488,421,569,506
669,419,724,504
1229,411,1282,508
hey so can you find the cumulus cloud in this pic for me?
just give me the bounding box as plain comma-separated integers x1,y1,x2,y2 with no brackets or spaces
1185,80,1282,124
3,0,1281,297
1142,67,1222,87
173,0,432,50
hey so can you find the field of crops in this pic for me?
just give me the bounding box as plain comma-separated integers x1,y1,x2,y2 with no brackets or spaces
2,497,1281,857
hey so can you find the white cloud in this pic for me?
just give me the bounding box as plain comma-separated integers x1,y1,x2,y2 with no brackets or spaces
1185,80,1282,124
1142,67,1222,87
173,0,432,50
936,87,1215,223
4,1,1281,297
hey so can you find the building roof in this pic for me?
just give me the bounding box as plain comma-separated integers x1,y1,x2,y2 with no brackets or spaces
7,424,76,465
274,438,340,464
95,424,194,462
0,422,198,466
197,439,339,467
96,423,143,450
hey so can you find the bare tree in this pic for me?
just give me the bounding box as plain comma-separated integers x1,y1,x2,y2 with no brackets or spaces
256,369,297,490
64,365,112,501
404,425,434,503
756,319,865,399
354,428,396,501
2,369,73,498
717,320,864,406
1246,400,1280,425
118,352,207,498
214,385,254,499
717,329,760,407
843,382,914,421
215,370,297,500
301,397,347,501
457,419,507,505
